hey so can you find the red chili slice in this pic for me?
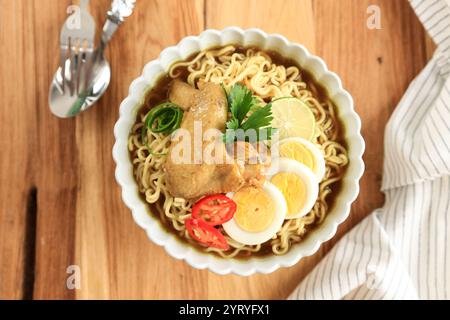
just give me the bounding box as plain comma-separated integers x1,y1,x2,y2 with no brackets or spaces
185,218,229,250
192,194,237,226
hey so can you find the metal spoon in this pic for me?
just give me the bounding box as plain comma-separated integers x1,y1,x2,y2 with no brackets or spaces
49,0,136,118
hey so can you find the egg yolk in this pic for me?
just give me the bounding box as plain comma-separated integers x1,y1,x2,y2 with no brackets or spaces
271,173,306,217
233,187,276,233
279,141,315,172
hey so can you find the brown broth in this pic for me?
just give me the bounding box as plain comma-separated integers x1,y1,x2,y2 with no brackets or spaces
130,46,347,259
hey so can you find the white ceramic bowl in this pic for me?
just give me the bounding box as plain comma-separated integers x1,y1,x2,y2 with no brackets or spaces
113,27,365,276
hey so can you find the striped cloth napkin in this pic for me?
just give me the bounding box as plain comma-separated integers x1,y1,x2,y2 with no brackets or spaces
289,0,450,300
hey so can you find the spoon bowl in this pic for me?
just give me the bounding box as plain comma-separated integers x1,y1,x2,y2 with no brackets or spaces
49,51,111,118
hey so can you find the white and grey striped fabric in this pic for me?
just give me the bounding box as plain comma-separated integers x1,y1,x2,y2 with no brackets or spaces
289,0,450,300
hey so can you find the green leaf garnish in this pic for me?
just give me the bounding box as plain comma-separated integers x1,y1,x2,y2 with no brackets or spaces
241,103,273,131
228,84,259,125
226,117,239,130
222,84,276,144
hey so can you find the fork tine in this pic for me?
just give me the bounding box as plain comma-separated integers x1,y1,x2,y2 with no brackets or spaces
67,37,73,96
68,37,79,97
75,46,82,95
63,36,94,97
82,46,95,96
59,44,68,94
79,45,88,95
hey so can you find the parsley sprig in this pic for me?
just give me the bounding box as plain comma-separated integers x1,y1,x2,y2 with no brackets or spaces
222,84,275,144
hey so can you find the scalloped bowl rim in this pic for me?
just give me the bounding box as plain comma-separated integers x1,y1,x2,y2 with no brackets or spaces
113,27,365,276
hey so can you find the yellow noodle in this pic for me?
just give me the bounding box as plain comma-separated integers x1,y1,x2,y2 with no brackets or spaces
128,46,348,258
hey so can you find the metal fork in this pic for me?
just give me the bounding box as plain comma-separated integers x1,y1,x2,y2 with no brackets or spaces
58,0,96,96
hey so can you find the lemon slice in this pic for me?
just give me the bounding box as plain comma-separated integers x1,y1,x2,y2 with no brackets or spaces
270,97,316,141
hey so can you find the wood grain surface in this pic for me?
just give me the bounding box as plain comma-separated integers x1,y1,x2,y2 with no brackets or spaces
0,0,433,299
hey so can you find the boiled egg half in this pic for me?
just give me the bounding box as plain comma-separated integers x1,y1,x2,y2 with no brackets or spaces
266,158,319,219
223,182,287,245
274,137,326,182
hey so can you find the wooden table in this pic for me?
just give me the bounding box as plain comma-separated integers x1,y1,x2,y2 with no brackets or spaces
0,0,434,299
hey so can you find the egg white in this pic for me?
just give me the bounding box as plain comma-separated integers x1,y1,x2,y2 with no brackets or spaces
266,158,319,219
223,181,287,246
274,137,326,182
